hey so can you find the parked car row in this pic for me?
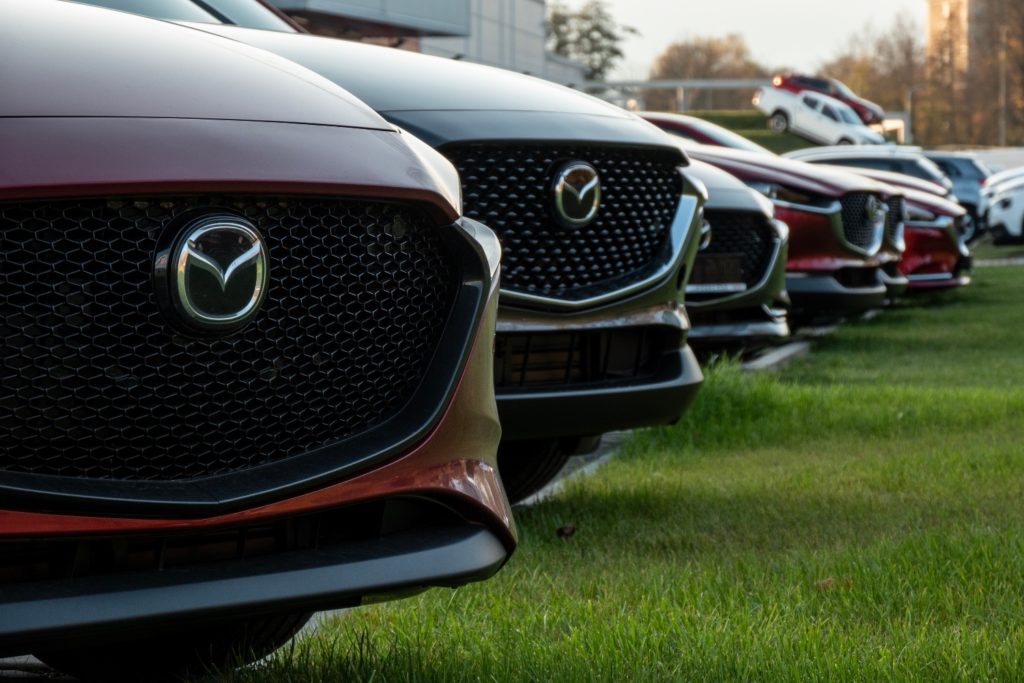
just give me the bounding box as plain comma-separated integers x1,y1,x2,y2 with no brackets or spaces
0,2,989,680
642,112,974,309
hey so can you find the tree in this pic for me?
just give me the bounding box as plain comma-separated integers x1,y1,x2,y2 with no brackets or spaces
818,14,923,114
646,34,770,110
547,1,638,81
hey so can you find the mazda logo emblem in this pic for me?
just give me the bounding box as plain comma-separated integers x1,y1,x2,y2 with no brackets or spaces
864,196,887,226
158,215,268,334
552,161,601,228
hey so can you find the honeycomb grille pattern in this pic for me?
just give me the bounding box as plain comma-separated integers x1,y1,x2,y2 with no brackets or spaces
840,192,881,250
0,196,458,481
886,196,905,246
445,144,683,301
698,210,776,287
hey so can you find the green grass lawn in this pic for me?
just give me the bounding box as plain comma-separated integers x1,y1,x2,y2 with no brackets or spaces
221,266,1024,682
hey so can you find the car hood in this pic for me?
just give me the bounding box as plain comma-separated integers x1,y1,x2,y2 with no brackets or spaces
683,160,773,215
850,95,884,116
2,0,389,130
993,176,1024,198
903,188,966,217
189,24,680,150
819,166,949,197
682,144,881,197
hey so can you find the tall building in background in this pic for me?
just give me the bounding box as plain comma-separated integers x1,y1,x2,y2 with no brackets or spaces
269,0,586,85
925,0,986,77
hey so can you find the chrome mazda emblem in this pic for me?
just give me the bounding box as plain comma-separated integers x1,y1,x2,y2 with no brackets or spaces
170,215,268,332
865,196,886,225
552,161,601,228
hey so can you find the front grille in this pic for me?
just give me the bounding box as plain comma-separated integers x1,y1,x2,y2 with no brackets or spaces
494,327,676,391
0,196,459,482
886,197,905,246
446,144,683,302
688,210,775,300
840,192,882,251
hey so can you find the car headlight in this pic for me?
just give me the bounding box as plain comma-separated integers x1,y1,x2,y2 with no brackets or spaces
743,180,828,208
998,197,1013,211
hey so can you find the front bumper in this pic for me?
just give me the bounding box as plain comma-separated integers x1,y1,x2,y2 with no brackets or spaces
0,525,505,656
902,220,972,291
0,224,513,654
494,301,703,441
497,345,703,441
688,305,790,345
786,268,887,313
686,217,790,346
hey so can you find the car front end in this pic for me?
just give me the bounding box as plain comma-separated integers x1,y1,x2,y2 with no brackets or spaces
684,147,888,323
900,190,973,290
1,1,512,671
987,181,1024,244
680,160,790,349
181,25,709,503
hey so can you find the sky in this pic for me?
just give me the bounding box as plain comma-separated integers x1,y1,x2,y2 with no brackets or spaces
566,0,928,80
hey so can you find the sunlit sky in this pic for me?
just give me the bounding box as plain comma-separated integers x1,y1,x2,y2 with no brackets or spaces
564,0,928,79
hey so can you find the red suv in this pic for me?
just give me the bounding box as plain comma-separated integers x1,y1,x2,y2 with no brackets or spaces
0,2,512,679
771,74,885,125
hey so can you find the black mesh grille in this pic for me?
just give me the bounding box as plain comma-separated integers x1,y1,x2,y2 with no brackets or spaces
445,144,683,301
690,210,775,296
886,197,904,245
840,192,881,250
0,196,459,481
494,327,675,391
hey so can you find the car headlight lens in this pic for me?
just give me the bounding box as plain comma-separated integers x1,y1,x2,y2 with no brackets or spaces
743,180,826,208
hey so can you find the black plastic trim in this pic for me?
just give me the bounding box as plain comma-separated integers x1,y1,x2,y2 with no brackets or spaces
0,525,507,656
496,346,703,441
786,271,887,313
0,216,491,518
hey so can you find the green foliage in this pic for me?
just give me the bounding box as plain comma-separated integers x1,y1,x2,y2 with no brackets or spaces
546,1,637,81
214,266,1024,682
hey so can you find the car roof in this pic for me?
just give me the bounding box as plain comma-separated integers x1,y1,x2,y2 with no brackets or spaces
794,91,858,114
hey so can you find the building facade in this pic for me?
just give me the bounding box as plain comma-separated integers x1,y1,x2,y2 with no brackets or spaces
270,0,586,85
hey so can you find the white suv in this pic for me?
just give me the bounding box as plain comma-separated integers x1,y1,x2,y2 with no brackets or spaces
753,88,885,146
987,176,1024,244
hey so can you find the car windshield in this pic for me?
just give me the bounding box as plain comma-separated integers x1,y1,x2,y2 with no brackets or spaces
918,157,951,183
78,0,296,31
971,159,993,177
687,119,772,154
836,105,861,125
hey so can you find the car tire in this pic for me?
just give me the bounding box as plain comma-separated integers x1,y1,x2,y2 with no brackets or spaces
838,138,854,145
497,438,574,504
768,111,789,133
36,611,311,682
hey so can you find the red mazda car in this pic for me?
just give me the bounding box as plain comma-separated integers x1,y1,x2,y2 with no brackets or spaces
899,189,973,291
0,2,511,679
644,112,911,304
771,74,885,125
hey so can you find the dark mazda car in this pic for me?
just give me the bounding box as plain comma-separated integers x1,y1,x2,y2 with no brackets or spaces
680,160,790,348
91,0,710,502
1,2,512,679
